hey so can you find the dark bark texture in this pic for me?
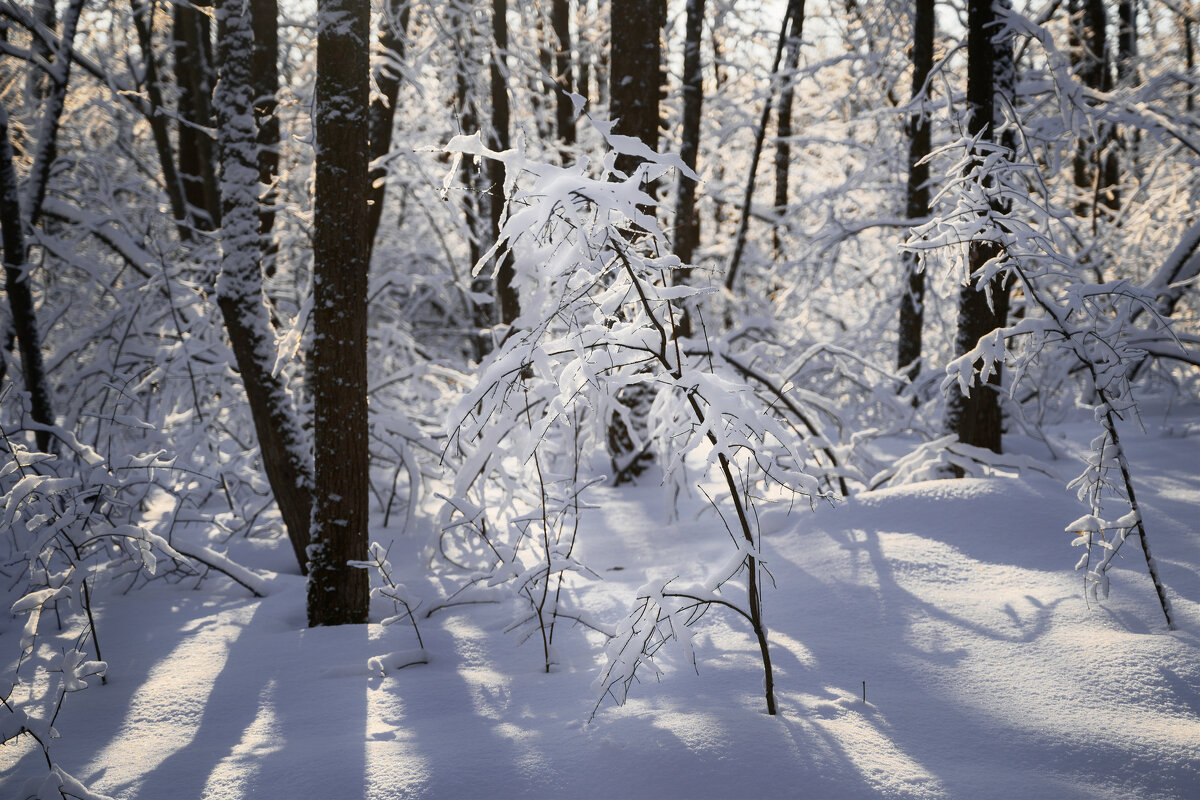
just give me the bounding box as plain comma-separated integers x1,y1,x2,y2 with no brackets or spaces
1,105,54,452
308,0,372,625
946,0,1014,456
897,0,934,383
366,0,411,262
671,0,705,337
214,0,314,575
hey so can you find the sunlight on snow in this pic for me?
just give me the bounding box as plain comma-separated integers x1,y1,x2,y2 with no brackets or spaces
85,604,251,790
200,679,282,797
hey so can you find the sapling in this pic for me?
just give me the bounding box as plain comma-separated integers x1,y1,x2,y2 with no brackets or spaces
438,122,821,712
904,7,1181,625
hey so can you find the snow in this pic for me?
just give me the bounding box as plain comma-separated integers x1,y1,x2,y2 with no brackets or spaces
3,415,1199,799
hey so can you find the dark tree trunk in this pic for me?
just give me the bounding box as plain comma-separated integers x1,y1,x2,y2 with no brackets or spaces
309,0,371,625
576,0,590,109
214,0,314,575
448,1,489,353
1071,0,1118,214
609,0,665,185
27,0,53,103
250,0,280,275
897,0,934,385
0,104,54,453
131,0,190,239
1117,0,1136,85
607,0,666,481
174,0,221,230
1187,11,1196,114
672,0,704,338
366,0,411,262
25,0,83,230
552,0,575,149
946,0,1014,457
723,0,799,293
491,0,518,325
772,0,805,258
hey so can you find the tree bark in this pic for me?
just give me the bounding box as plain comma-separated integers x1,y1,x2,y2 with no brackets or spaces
214,0,314,575
672,0,705,338
492,0,518,325
946,0,1014,457
771,0,805,258
308,0,371,625
0,104,54,453
174,0,221,229
366,0,411,262
552,0,575,149
25,0,83,229
607,0,666,480
723,0,799,293
131,0,190,239
251,0,281,275
609,0,665,185
897,0,934,385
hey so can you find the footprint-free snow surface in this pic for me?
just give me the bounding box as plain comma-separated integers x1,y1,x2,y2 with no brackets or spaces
4,415,1199,799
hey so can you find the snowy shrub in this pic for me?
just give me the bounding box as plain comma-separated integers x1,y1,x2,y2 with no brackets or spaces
437,121,824,712
903,5,1188,627
0,383,270,797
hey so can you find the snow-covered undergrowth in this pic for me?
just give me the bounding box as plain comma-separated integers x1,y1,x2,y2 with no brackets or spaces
1,405,1197,800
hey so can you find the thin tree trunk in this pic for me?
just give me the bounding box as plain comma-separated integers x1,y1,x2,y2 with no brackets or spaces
251,0,281,276
26,0,53,104
25,0,83,229
309,0,371,625
897,0,934,385
607,0,666,482
214,0,314,574
131,0,190,240
492,0,518,325
946,0,1014,457
672,0,705,338
175,0,221,230
366,0,411,262
771,0,805,258
724,0,798,293
609,0,665,185
0,104,54,453
552,0,575,150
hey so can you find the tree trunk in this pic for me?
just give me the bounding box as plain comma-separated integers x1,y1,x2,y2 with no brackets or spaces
492,0,518,325
131,0,190,239
309,0,371,625
771,0,805,258
672,0,704,338
946,0,1014,457
897,0,934,385
1071,0,1118,215
552,0,575,150
25,0,83,230
609,0,665,184
607,0,665,481
0,104,54,453
251,0,281,276
366,0,412,263
723,0,799,293
214,0,314,575
26,0,53,104
174,0,221,229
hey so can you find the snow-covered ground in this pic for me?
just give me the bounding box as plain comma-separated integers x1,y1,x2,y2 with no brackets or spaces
4,411,1199,800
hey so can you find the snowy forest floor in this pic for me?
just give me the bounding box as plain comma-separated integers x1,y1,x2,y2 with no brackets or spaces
3,406,1199,800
